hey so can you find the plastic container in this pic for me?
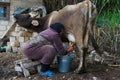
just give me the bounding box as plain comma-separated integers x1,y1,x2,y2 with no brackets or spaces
0,46,7,52
57,55,73,73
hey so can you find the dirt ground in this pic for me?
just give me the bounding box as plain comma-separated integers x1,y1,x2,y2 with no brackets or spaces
0,53,120,80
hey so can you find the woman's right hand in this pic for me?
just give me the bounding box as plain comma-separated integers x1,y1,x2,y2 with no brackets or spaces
66,46,74,53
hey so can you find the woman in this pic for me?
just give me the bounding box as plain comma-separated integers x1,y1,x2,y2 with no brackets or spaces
21,23,73,76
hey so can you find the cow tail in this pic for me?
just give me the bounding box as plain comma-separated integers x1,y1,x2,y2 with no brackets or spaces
87,0,103,55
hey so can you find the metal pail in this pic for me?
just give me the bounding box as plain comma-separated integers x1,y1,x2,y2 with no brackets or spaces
57,55,73,72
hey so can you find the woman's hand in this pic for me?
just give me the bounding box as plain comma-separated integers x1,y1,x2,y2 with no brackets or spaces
66,42,74,53
66,46,74,53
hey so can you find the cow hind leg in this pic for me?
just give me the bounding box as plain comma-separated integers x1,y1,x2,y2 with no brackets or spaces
67,33,87,73
75,30,89,74
81,47,88,73
75,46,88,74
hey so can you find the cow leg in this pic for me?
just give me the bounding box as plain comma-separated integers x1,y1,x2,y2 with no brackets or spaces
82,47,88,72
75,30,89,74
75,45,87,74
66,33,86,73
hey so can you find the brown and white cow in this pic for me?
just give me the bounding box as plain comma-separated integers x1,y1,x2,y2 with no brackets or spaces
13,0,103,73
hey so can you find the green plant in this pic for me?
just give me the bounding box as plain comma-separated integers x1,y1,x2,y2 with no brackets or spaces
91,0,120,54
91,0,120,28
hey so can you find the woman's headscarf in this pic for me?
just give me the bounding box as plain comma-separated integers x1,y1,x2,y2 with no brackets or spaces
50,23,64,33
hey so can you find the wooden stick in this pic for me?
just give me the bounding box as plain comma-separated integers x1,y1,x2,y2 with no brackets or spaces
108,64,120,67
0,22,16,39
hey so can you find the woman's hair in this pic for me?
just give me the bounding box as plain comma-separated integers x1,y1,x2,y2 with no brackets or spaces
50,23,64,33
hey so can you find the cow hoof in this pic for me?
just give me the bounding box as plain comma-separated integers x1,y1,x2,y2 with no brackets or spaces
74,68,87,74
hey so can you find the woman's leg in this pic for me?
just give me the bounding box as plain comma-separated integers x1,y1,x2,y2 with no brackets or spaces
39,45,56,76
40,45,56,65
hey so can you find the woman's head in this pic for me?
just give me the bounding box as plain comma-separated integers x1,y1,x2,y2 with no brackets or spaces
50,23,64,33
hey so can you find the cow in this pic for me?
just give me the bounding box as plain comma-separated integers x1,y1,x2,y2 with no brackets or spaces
13,0,103,73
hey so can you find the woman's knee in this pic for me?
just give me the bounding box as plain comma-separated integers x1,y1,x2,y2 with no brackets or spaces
40,45,56,64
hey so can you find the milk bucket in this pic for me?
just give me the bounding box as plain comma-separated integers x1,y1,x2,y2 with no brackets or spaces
57,55,73,72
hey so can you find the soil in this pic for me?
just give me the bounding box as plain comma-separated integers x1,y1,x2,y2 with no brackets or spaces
0,53,120,80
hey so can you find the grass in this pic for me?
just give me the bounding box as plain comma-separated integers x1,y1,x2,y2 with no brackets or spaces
91,0,120,54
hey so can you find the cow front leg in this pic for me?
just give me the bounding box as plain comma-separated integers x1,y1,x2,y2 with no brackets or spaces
75,47,88,74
